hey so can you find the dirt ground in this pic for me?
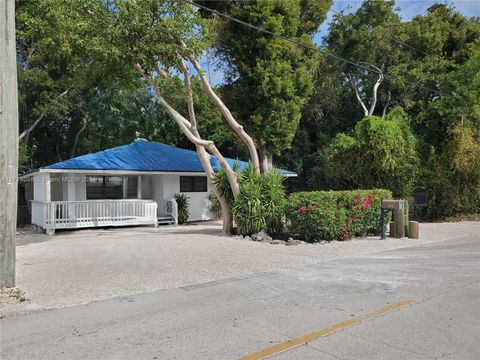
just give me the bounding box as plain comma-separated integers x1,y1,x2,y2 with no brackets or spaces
2,220,478,318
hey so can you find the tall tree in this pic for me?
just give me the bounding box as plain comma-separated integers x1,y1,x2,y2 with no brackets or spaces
325,0,403,118
214,0,331,171
62,0,267,232
15,0,111,169
0,0,19,287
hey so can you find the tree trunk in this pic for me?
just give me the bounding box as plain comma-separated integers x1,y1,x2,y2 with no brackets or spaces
0,0,19,287
368,65,384,116
381,91,392,118
259,149,273,174
71,116,88,158
134,62,241,198
221,204,233,234
19,88,70,141
179,63,234,233
187,54,261,175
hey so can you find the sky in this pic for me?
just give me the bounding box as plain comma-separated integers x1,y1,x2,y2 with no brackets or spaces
201,0,480,85
314,0,480,44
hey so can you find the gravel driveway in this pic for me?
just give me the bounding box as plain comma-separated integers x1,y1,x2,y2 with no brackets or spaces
2,220,478,317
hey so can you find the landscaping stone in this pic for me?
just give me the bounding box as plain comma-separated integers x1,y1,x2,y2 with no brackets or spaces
269,239,284,245
286,238,303,246
251,231,272,242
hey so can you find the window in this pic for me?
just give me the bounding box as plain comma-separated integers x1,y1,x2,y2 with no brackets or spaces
180,176,207,192
86,176,104,199
86,176,123,199
126,176,138,198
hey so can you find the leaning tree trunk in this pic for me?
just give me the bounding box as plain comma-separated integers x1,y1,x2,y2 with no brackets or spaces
0,0,19,287
187,54,261,175
180,62,234,233
259,149,273,174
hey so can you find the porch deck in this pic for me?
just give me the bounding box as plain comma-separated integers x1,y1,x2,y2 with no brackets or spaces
31,199,172,234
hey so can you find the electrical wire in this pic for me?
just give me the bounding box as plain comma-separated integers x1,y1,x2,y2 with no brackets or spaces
182,0,447,97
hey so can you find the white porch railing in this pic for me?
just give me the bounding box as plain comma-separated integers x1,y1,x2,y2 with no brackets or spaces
31,199,157,232
165,198,178,225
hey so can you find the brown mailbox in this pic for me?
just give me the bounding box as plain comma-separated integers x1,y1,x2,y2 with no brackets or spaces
381,199,405,210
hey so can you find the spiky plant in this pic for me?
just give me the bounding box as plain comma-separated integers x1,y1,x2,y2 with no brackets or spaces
174,193,190,224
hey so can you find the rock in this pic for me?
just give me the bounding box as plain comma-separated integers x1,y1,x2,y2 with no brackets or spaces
243,236,251,241
251,231,272,242
0,287,28,305
286,239,302,246
269,239,284,245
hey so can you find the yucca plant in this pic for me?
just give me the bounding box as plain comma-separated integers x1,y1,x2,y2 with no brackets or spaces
231,163,286,235
233,179,267,235
212,161,241,207
261,170,286,234
174,193,190,224
213,162,286,236
207,193,222,219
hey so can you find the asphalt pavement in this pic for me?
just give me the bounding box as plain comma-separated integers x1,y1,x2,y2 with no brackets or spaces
1,233,479,360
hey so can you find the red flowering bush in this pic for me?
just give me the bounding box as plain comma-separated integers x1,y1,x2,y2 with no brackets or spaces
286,189,392,241
297,206,308,213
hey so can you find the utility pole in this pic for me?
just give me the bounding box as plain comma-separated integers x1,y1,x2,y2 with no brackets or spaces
0,0,19,287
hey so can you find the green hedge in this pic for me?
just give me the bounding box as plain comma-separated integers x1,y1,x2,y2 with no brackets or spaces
286,189,392,241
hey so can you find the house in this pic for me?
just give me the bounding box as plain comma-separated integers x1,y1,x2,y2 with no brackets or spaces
21,139,296,234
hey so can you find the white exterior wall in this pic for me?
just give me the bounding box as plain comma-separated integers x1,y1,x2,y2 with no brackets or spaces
160,174,213,222
30,171,213,223
150,175,165,215
56,173,86,201
141,175,152,199
50,174,62,201
76,180,86,200
33,173,50,201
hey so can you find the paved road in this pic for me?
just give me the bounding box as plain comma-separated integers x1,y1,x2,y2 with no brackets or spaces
1,235,479,360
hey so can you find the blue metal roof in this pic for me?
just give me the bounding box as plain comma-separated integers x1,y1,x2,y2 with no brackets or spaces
44,139,296,176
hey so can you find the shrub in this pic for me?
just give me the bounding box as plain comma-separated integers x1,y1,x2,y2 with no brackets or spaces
231,163,286,236
323,109,420,197
286,189,392,241
422,125,480,219
174,193,190,224
207,193,222,219
259,170,286,233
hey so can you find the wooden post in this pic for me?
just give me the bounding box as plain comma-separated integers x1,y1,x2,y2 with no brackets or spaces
404,200,410,237
393,208,405,238
0,0,19,287
409,221,419,239
389,222,394,236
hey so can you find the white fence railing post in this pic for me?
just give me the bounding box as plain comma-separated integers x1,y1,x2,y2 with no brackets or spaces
31,199,158,231
171,198,178,225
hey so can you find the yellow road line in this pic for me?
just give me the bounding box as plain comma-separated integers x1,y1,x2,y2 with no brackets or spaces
238,299,414,360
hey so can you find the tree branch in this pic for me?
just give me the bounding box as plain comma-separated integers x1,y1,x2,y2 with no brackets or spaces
134,63,192,130
368,64,384,116
71,115,88,158
179,61,237,231
184,49,260,174
382,90,392,118
349,74,369,117
19,88,71,141
135,62,239,197
180,62,198,134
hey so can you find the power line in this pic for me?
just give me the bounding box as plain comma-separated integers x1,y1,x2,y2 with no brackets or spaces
183,0,446,98
327,7,430,57
326,5,477,80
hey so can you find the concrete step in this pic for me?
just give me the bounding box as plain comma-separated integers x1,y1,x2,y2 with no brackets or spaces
157,215,175,225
